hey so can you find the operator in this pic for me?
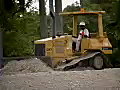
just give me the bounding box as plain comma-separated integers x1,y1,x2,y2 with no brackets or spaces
73,22,89,52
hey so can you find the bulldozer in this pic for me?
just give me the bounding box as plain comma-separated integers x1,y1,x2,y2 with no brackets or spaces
34,6,112,70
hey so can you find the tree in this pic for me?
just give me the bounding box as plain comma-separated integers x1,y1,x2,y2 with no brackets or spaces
90,0,117,4
3,11,40,57
0,0,40,57
0,0,4,68
0,27,3,68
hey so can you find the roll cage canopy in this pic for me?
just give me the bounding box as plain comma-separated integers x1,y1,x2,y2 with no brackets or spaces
60,8,105,38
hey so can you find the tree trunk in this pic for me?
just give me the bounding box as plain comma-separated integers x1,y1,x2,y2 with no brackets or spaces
39,0,48,39
55,0,63,35
0,0,3,69
0,31,3,69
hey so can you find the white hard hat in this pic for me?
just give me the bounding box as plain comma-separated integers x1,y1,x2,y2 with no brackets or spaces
79,22,85,26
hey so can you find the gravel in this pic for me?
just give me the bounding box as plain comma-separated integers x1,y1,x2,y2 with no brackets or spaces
1,58,53,75
1,58,120,90
0,68,120,90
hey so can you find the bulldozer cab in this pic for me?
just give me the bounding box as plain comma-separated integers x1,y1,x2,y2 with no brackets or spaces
60,8,105,38
60,8,112,54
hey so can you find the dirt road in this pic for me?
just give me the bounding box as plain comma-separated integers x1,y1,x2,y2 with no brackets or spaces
0,68,120,90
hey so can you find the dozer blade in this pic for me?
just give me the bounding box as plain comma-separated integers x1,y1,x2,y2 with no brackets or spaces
55,52,101,71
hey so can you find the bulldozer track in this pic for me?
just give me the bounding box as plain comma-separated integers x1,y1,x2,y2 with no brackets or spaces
55,52,101,71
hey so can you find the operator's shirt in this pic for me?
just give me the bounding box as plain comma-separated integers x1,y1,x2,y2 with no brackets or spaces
77,29,89,40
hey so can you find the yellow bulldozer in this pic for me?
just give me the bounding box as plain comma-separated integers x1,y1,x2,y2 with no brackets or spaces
34,8,112,70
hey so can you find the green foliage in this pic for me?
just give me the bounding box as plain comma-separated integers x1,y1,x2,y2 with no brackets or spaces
0,0,33,29
3,12,40,56
0,0,41,56
90,0,118,4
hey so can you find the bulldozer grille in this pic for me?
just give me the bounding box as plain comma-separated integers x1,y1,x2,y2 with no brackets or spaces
55,46,64,53
55,41,65,53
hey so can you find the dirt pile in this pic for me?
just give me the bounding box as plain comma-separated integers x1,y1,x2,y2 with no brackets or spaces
1,58,53,75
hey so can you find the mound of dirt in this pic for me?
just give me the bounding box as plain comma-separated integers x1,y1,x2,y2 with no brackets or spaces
1,58,53,75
